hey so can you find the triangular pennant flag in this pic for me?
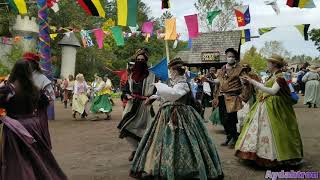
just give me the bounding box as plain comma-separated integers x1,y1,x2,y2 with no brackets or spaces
241,29,251,45
234,5,251,27
258,27,275,36
6,0,27,14
50,33,58,40
77,0,105,17
129,24,139,33
149,58,169,81
287,0,316,8
162,0,170,9
265,0,280,15
117,0,138,26
94,29,105,49
164,18,177,40
111,26,125,46
173,40,178,49
185,14,199,38
295,24,310,41
207,10,221,25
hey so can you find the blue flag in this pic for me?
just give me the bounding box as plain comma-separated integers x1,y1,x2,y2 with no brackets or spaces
188,38,192,49
149,58,168,81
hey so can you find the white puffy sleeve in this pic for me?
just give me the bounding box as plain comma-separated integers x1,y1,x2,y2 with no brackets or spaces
249,79,280,95
154,82,189,102
94,82,105,92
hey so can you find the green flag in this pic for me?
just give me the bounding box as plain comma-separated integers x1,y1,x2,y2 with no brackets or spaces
111,26,125,46
295,24,310,41
258,27,275,36
207,10,221,25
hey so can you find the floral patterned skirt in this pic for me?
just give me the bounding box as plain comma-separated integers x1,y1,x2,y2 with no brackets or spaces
235,102,303,167
130,102,223,180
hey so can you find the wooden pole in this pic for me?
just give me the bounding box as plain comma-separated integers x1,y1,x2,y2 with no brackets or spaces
165,40,170,62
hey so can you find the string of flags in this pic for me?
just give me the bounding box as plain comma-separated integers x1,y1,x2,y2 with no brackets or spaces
240,24,310,45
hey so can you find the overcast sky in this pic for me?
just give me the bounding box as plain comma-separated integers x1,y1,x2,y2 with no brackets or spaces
141,0,320,57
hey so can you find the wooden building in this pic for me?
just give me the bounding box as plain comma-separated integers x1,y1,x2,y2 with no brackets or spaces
175,31,241,74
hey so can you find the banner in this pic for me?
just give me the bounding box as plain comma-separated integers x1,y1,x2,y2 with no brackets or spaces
117,0,138,27
295,24,310,40
207,10,221,25
149,58,169,81
77,0,105,17
287,0,316,8
234,5,251,27
164,18,177,40
6,0,27,14
184,14,199,38
111,26,125,46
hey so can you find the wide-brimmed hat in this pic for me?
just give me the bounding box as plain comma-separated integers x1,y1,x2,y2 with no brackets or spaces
168,57,185,68
308,65,318,71
267,54,286,66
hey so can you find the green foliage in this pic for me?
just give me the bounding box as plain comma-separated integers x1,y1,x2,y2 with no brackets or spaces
310,29,320,52
241,47,267,73
259,41,291,58
194,0,240,32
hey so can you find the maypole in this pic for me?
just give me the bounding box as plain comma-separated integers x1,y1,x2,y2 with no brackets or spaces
38,0,54,120
38,0,52,79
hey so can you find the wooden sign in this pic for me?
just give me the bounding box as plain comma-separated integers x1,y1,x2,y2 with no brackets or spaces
201,52,220,62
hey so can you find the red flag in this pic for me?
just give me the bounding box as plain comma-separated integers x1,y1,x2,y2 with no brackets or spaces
113,70,128,87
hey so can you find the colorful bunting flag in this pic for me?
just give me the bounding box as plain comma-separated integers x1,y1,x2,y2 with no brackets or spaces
162,0,170,9
94,29,105,49
149,58,169,81
265,0,280,15
112,70,128,87
207,10,221,25
142,22,154,33
188,38,192,49
287,0,316,8
6,0,27,14
117,0,138,27
77,0,105,17
241,29,251,45
50,33,58,40
234,5,251,27
164,18,177,40
47,0,60,12
173,40,178,49
295,24,310,41
102,19,115,32
111,26,125,46
184,14,199,38
259,27,276,36
80,30,94,47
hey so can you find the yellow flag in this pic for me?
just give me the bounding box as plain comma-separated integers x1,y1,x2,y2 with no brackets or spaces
13,0,27,14
165,18,177,40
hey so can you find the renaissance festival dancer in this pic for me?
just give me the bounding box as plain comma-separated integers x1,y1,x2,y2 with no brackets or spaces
23,52,55,150
90,74,112,120
63,75,74,109
235,55,303,167
0,60,67,180
130,58,224,180
302,65,320,108
72,73,89,119
117,48,156,162
213,48,250,148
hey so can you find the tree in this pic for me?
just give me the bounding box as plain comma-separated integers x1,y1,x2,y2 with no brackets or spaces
310,28,320,52
194,0,240,32
241,46,267,73
259,41,291,58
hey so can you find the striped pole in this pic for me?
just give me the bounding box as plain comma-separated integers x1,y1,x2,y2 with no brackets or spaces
38,0,55,120
37,0,52,79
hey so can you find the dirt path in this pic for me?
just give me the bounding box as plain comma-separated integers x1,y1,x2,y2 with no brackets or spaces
49,99,320,180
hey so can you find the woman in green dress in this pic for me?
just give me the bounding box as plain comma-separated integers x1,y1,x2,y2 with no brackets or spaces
235,54,303,167
130,58,223,180
90,74,112,120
